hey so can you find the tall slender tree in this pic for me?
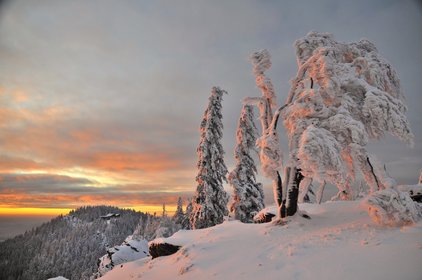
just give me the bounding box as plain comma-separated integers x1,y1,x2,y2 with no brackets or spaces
172,197,185,225
228,105,264,223
419,169,422,185
244,50,284,218
190,87,229,229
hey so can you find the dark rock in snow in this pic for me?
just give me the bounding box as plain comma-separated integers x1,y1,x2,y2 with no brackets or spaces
253,212,276,224
149,242,181,259
100,213,121,220
397,185,422,203
412,194,422,203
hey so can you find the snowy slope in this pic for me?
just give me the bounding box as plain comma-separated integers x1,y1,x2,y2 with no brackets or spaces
99,201,422,280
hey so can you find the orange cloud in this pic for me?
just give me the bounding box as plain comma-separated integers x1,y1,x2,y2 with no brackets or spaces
89,151,181,172
0,86,197,214
12,90,29,103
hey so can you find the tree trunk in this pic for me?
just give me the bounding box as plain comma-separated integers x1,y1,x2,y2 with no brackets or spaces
273,171,283,208
281,167,304,218
298,177,312,203
316,181,326,204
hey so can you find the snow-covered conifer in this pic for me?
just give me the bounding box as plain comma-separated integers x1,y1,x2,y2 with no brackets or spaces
228,105,265,223
419,169,422,185
182,198,193,229
173,197,185,225
190,87,229,229
162,203,167,217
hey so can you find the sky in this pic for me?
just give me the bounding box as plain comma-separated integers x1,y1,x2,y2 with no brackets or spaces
0,0,421,219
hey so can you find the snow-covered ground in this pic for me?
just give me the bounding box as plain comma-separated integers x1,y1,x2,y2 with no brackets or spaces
99,201,422,280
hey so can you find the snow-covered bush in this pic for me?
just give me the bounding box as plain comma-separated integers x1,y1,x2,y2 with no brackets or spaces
363,188,422,226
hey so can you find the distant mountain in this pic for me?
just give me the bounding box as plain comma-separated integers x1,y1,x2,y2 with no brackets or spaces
0,206,146,280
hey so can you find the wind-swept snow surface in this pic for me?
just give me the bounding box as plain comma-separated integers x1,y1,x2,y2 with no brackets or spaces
99,201,422,280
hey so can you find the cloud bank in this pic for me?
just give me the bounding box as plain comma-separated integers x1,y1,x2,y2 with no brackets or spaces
0,0,420,213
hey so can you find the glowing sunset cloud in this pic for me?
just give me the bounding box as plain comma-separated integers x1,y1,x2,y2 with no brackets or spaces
0,207,73,217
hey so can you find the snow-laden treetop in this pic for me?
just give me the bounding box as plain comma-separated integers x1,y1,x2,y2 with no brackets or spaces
282,31,414,190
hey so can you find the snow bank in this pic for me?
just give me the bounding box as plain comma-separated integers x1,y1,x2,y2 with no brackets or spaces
363,188,422,226
100,201,422,280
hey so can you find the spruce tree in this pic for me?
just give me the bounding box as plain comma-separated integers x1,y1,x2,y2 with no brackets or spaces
228,104,264,222
182,198,193,229
190,87,229,229
172,197,185,225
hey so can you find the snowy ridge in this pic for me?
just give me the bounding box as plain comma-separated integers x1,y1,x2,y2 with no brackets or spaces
99,201,422,280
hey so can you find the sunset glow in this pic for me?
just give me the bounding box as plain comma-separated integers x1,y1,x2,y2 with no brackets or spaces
0,0,420,224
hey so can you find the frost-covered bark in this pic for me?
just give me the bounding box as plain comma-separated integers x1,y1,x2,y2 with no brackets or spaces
364,188,422,226
245,50,284,217
190,87,229,229
282,32,414,208
228,105,265,223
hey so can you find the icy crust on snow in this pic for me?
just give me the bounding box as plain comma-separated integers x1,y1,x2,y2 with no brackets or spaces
100,201,422,280
364,188,422,226
283,32,414,194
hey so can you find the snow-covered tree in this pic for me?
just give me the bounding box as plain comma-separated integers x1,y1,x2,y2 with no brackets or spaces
244,33,413,220
244,50,284,217
419,169,422,185
278,32,414,216
182,198,193,229
190,87,229,229
228,104,265,223
162,203,167,217
173,197,185,225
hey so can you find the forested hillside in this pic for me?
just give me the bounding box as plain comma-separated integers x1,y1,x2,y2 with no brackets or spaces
0,206,145,280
